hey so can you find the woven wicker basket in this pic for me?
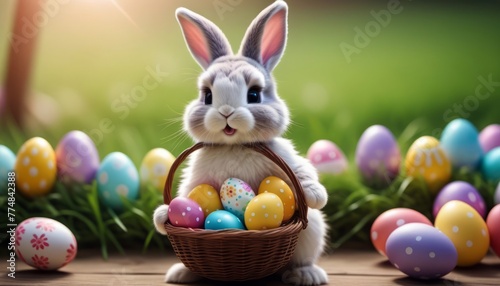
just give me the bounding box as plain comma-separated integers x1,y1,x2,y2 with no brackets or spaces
162,142,308,281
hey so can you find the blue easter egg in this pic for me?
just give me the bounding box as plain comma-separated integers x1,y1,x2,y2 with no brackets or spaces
0,145,16,194
482,147,500,183
204,210,245,230
440,119,483,170
96,152,139,211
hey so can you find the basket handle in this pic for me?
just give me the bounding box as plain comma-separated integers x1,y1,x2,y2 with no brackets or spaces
163,142,308,228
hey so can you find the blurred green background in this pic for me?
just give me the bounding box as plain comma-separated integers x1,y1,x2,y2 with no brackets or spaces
1,0,499,252
1,0,499,159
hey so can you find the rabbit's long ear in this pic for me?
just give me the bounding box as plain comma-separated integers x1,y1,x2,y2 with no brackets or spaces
239,1,288,72
176,8,233,70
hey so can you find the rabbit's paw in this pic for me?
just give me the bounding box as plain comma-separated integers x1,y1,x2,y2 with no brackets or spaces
302,180,328,209
281,264,328,286
153,204,169,235
165,263,203,283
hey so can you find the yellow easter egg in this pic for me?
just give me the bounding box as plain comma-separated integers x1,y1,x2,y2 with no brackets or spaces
244,193,284,230
405,136,451,193
140,148,175,192
15,137,57,197
258,176,296,222
435,200,490,267
187,184,223,216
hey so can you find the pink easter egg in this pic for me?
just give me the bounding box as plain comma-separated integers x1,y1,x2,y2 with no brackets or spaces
168,197,205,228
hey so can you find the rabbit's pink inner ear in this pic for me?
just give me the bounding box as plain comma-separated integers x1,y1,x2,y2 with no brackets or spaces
178,17,211,69
261,9,286,68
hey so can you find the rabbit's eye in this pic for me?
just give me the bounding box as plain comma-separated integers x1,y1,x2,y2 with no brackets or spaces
203,89,212,105
247,87,261,104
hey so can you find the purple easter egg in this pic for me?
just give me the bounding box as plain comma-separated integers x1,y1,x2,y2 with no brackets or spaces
355,125,401,188
386,223,457,280
433,181,486,218
56,131,100,184
169,197,205,228
479,124,500,153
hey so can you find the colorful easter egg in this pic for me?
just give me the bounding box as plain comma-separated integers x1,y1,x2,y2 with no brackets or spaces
205,210,245,230
386,223,457,279
481,147,500,183
404,136,451,193
15,217,77,270
434,200,489,267
244,193,284,230
55,130,99,184
140,148,175,192
433,181,486,218
168,197,204,228
355,125,401,188
479,124,500,153
187,184,223,216
96,152,139,211
371,208,432,257
220,178,255,221
15,137,57,197
258,176,296,222
440,119,483,170
486,204,500,257
307,139,348,174
0,145,16,195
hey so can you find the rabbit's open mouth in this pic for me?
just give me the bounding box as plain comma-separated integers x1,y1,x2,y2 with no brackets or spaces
223,124,236,136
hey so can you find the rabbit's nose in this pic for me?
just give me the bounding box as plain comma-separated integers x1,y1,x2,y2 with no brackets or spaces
218,105,235,118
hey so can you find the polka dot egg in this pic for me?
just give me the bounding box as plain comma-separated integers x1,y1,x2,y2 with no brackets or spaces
96,152,139,211
15,137,57,197
205,210,244,230
187,184,223,217
370,208,432,257
386,223,457,279
258,176,296,222
168,197,204,228
140,148,175,192
244,193,284,230
355,125,401,188
433,181,486,218
220,178,255,221
306,139,348,174
55,130,100,184
435,200,489,267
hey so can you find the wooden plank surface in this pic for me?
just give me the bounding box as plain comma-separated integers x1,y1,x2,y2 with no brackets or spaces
2,246,499,285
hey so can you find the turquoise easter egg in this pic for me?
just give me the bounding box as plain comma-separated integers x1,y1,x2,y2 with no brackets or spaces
0,145,16,195
96,152,139,211
440,119,483,170
205,210,245,230
482,147,500,183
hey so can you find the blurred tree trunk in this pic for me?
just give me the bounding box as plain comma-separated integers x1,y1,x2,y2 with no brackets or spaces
1,0,41,129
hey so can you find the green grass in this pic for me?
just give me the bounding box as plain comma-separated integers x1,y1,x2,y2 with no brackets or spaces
1,1,500,255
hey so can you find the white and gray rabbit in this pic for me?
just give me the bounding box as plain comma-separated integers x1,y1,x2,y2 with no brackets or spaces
153,1,329,285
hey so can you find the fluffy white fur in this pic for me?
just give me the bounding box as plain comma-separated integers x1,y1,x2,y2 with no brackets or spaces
153,2,329,285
